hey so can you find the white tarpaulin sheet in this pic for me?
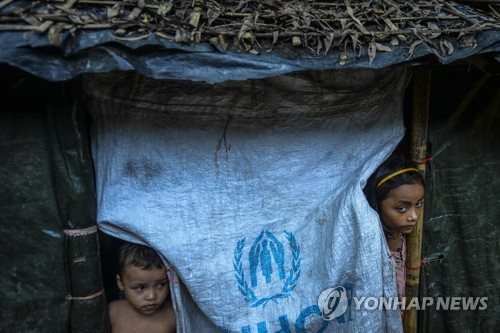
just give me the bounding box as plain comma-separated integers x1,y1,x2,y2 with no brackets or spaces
86,67,410,333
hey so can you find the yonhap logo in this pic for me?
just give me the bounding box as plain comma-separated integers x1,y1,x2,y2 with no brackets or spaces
317,285,488,319
318,286,349,320
233,230,301,307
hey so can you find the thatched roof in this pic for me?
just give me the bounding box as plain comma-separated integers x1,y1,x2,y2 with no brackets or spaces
1,0,499,82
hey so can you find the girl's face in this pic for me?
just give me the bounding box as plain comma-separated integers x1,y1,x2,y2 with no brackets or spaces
117,264,170,316
379,183,425,235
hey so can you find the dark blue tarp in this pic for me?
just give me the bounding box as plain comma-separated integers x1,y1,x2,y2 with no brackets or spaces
1,28,499,83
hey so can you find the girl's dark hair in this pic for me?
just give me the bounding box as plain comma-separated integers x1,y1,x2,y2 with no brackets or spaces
364,155,425,212
116,242,164,276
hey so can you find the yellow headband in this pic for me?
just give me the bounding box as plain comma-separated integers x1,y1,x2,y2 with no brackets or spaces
376,168,419,188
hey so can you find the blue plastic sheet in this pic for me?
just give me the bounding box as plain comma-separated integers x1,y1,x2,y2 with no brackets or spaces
1,29,499,83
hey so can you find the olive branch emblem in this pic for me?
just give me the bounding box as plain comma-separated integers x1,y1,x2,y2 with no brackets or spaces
233,230,301,308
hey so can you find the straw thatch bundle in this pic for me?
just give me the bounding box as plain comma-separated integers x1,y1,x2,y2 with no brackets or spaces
1,0,499,63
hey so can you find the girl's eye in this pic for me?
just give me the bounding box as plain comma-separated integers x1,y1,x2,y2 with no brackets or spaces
134,286,145,292
158,282,168,288
416,201,424,208
396,206,407,213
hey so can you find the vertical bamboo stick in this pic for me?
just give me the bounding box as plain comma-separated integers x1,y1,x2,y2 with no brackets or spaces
404,68,431,333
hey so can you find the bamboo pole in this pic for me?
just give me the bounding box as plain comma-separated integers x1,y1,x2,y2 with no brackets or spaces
404,68,431,333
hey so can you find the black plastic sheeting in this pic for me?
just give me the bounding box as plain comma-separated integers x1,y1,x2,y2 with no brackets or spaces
419,67,500,332
0,67,109,333
1,28,500,83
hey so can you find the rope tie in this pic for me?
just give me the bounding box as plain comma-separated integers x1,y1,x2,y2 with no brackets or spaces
63,225,98,237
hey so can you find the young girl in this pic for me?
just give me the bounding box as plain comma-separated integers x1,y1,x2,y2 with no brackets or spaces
364,156,425,304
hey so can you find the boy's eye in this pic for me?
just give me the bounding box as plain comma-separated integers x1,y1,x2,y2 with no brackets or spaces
133,286,145,292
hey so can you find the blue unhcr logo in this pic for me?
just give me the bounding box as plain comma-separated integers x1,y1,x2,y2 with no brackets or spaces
233,230,301,307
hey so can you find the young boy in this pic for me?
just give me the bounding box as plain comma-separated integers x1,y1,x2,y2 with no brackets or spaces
109,242,176,333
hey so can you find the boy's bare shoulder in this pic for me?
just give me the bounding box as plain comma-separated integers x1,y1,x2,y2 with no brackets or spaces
108,299,129,322
108,299,128,311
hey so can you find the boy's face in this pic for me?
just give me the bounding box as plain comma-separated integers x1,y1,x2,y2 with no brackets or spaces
117,264,170,316
379,183,425,235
